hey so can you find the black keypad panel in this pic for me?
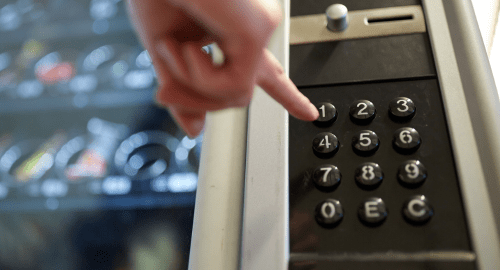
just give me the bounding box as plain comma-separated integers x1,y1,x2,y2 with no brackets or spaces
289,79,471,253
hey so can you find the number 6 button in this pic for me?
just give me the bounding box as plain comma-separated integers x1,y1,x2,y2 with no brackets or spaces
313,165,341,191
313,132,339,158
352,130,380,156
393,127,421,154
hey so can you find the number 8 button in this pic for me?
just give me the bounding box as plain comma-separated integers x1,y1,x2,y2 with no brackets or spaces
355,162,383,189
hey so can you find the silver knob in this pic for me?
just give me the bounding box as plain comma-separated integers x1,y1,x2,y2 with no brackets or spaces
326,4,348,32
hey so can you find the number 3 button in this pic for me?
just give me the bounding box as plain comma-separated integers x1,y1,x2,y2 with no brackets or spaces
313,132,339,158
389,97,416,122
352,130,380,156
393,127,421,154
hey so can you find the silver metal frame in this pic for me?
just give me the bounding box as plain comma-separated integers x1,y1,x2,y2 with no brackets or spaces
189,0,500,269
290,5,426,44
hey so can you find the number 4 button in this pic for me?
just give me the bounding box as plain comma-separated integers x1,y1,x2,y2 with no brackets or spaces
313,132,339,158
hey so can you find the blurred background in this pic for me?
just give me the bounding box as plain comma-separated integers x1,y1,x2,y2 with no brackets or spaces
0,0,199,269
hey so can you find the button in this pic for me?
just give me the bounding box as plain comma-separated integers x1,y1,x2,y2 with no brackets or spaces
355,162,383,189
326,4,349,32
352,130,380,156
398,160,427,187
312,132,339,158
358,197,387,226
402,195,433,224
393,127,421,154
316,199,344,227
389,97,416,122
314,102,337,127
312,165,341,191
349,100,376,124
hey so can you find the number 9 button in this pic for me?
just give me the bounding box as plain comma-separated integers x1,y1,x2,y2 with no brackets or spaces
398,160,427,187
389,97,416,122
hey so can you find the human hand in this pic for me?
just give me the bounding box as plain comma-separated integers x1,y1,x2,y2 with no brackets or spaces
127,0,319,138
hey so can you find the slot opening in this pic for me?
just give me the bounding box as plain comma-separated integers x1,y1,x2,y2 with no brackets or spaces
367,15,414,24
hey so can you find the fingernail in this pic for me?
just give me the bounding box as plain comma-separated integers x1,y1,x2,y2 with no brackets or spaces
188,119,205,138
307,102,319,121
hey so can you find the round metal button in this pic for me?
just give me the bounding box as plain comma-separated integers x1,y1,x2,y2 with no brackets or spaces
312,165,341,191
314,102,337,127
398,160,427,187
354,162,383,189
389,97,416,122
349,100,376,124
393,127,421,154
316,199,344,227
402,195,433,224
312,132,339,158
358,197,387,226
326,4,349,32
352,130,380,156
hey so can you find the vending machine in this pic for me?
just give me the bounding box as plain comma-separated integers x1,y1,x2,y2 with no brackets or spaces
189,0,500,269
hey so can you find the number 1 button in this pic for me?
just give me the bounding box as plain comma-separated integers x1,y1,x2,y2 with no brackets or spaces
313,132,339,158
314,102,337,127
350,100,376,124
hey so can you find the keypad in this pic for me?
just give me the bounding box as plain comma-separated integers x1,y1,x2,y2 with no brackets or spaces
289,80,470,254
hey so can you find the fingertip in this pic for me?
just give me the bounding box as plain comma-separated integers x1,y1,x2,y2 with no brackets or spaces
169,107,206,138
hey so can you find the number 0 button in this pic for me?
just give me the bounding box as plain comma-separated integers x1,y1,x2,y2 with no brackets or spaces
355,162,383,189
350,100,376,124
316,199,343,227
398,160,427,187
313,165,341,191
352,130,380,156
313,132,339,158
389,97,416,122
314,102,337,126
393,127,421,154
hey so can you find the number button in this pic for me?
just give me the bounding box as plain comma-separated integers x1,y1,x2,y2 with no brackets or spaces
354,162,383,189
358,197,387,226
352,130,380,156
393,127,421,154
314,102,337,126
312,165,341,191
315,199,344,227
398,160,427,187
402,195,433,224
349,100,376,124
312,132,339,158
389,97,416,122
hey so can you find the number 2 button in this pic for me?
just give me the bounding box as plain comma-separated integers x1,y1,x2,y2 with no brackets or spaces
350,100,376,124
313,132,339,158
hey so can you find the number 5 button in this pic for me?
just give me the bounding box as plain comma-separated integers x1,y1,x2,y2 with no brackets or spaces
313,165,341,191
352,130,380,156
393,127,421,154
398,160,427,187
313,132,339,158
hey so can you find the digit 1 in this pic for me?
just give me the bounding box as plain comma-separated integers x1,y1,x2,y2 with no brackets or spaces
319,105,326,118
